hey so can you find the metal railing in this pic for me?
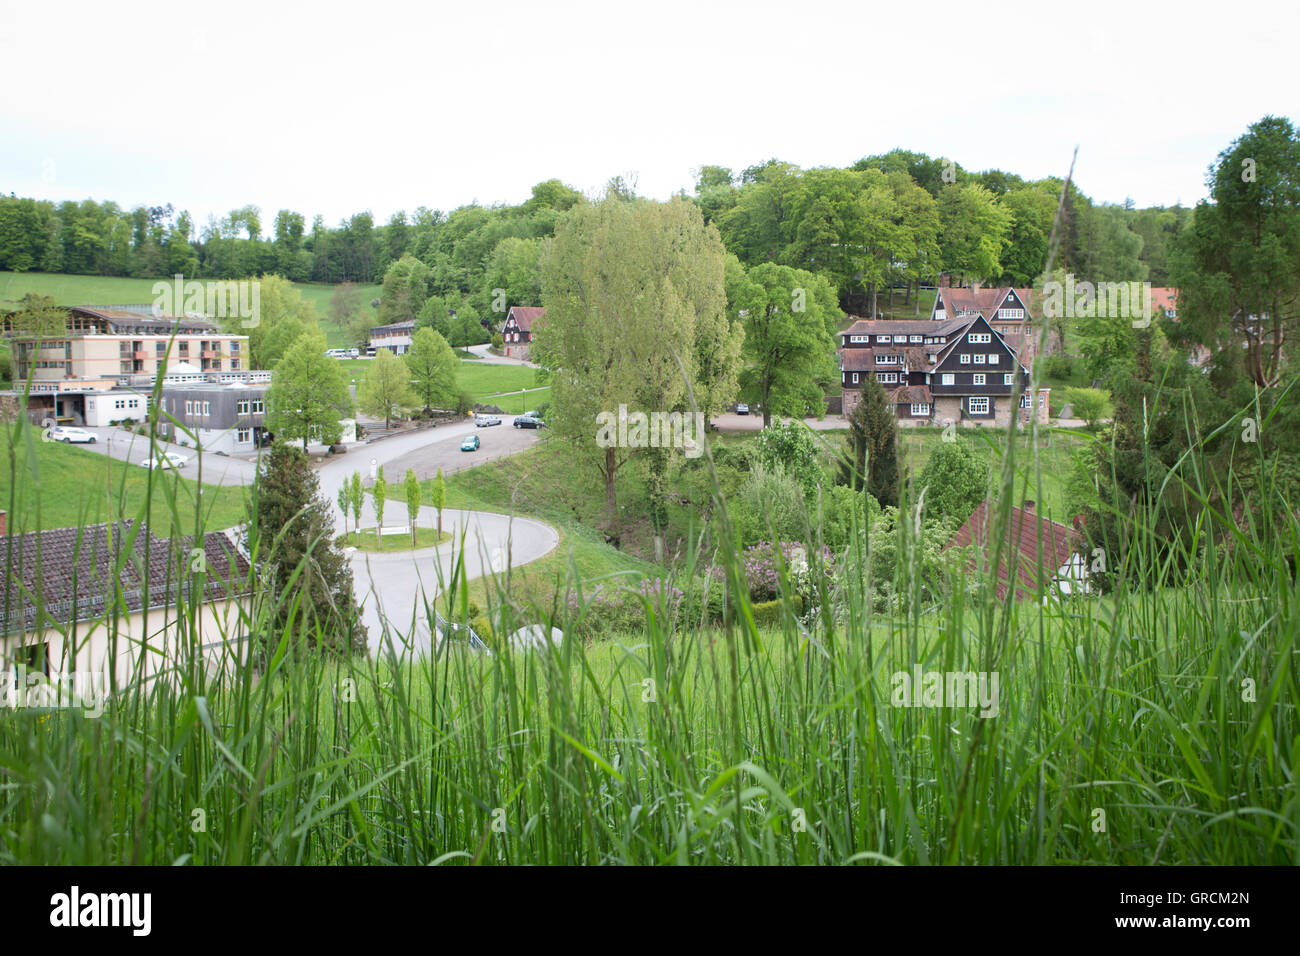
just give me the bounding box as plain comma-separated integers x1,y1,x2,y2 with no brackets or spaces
431,608,490,653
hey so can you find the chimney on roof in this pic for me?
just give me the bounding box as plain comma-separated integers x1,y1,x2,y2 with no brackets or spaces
1022,500,1035,513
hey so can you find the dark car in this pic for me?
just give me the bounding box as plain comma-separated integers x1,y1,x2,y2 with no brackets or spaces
512,415,545,429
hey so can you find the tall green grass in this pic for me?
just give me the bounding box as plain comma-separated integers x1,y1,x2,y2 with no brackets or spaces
0,372,1295,865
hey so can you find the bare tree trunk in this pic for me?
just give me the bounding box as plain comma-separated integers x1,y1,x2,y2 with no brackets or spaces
604,446,619,535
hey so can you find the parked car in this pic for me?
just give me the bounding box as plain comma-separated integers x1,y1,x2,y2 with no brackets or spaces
347,348,360,358
475,414,502,427
364,347,376,357
49,426,96,444
512,415,545,429
735,403,750,415
143,452,189,470
460,434,480,452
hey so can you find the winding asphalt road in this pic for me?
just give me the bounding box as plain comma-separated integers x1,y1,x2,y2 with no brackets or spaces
71,419,558,654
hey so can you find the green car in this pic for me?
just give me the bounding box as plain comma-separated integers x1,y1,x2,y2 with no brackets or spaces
460,434,480,452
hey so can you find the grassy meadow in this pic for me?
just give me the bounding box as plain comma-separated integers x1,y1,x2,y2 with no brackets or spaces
0,387,1295,866
0,270,381,349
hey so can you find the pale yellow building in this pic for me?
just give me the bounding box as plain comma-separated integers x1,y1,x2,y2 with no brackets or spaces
9,306,249,384
0,517,252,697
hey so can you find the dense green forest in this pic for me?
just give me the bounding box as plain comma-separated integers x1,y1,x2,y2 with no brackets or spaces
0,149,1190,322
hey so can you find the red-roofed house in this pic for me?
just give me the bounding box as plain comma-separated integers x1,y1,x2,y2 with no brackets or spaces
945,499,1090,601
502,306,545,359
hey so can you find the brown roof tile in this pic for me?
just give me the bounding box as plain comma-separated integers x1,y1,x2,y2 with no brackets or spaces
1,522,251,634
945,499,1081,601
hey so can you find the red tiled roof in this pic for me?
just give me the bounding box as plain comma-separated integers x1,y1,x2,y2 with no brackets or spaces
937,286,1033,323
1149,287,1178,313
945,499,1080,601
508,306,546,332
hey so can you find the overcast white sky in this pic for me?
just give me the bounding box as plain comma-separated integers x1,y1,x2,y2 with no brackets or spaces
2,0,1297,229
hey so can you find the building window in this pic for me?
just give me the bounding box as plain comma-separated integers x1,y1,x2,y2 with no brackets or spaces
1021,393,1033,409
959,354,970,364
910,403,931,416
237,427,251,444
851,372,859,384
968,397,990,415
849,335,868,343
969,333,991,344
988,354,999,364
973,373,986,385
202,401,210,416
237,400,250,415
878,335,891,343
909,335,922,343
973,354,986,364
997,308,1024,320
1003,373,1013,385
878,372,898,384
942,373,954,386
185,400,193,415
253,400,264,414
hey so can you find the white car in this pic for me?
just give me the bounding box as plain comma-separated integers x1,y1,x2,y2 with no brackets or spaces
142,452,190,470
49,426,96,444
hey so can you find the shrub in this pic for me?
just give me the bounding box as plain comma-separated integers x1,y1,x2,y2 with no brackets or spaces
917,441,989,524
1040,354,1073,381
490,332,504,350
732,465,808,548
564,578,685,640
750,420,824,497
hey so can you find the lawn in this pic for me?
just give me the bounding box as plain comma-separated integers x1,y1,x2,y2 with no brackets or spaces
342,526,450,553
0,270,381,349
0,426,249,537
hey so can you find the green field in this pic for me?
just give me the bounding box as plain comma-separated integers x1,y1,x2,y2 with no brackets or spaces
0,271,381,348
341,358,551,412
0,427,248,536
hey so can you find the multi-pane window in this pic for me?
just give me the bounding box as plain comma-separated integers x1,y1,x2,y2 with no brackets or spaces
968,397,990,414
237,400,250,415
959,354,971,364
849,335,868,343
910,403,930,416
878,372,898,383
973,354,986,364
202,401,211,416
237,428,251,444
968,333,991,344
909,335,923,343
1003,373,1013,385
988,354,999,364
973,373,986,385
878,335,891,343
851,373,859,384
942,373,954,386
185,400,193,415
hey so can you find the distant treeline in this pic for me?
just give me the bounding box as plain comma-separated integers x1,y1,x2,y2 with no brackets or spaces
0,150,1189,316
